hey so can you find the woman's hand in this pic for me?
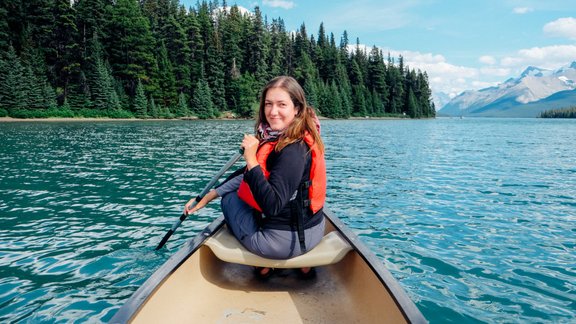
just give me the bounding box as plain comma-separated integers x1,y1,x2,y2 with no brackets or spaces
241,134,259,170
183,190,219,215
184,197,199,215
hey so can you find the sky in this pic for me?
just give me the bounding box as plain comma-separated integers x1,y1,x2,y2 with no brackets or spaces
180,0,576,102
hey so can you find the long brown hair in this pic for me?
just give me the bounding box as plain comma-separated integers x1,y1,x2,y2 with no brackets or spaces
255,76,324,153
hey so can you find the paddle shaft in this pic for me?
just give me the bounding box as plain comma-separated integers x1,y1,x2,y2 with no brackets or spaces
155,150,244,250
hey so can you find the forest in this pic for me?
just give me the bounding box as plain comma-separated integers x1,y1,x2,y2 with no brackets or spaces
0,0,435,119
540,106,576,118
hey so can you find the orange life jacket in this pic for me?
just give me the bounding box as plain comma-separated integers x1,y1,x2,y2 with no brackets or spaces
237,132,326,214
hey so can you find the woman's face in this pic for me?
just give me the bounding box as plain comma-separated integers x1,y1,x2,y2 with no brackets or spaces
264,87,298,131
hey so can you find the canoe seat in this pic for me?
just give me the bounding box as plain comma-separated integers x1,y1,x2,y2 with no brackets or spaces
204,227,352,268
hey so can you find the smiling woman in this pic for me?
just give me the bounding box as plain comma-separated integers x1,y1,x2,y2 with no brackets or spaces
182,76,327,265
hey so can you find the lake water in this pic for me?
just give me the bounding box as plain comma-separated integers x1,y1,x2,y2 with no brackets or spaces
0,118,574,323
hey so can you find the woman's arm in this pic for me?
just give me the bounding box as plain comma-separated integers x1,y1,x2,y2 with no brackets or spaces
244,142,307,216
183,189,219,215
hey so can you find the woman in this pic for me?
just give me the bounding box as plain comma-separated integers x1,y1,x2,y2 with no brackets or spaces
184,76,326,278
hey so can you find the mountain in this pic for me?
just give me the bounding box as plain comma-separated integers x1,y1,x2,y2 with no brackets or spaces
438,61,576,117
432,91,452,110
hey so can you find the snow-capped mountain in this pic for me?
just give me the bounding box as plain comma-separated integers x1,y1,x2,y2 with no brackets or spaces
439,61,576,117
432,91,452,110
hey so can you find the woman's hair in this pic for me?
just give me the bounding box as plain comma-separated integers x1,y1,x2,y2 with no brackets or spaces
255,76,324,153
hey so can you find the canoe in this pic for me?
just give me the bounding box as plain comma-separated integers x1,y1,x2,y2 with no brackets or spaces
111,208,426,323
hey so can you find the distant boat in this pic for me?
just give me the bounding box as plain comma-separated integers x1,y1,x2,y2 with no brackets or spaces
111,208,426,323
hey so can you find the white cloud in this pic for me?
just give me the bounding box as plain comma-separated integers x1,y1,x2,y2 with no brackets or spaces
501,44,576,69
543,17,576,39
479,55,496,65
513,7,533,14
262,0,295,10
350,41,576,99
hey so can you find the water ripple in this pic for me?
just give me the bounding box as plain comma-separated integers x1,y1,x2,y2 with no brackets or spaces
0,119,575,323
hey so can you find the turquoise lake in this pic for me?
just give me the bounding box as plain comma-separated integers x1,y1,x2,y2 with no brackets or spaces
0,118,575,323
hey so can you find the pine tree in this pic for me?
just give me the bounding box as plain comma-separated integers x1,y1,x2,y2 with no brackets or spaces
245,6,268,87
134,79,148,117
92,56,120,111
42,81,58,110
74,0,107,62
329,81,343,118
236,73,257,118
160,3,192,95
148,97,158,118
221,5,245,110
304,80,319,111
191,77,214,119
205,30,226,112
157,41,177,108
268,18,287,77
24,66,45,111
368,46,388,112
0,3,9,53
184,7,204,85
106,0,159,97
406,88,418,118
176,92,189,117
51,0,81,93
0,46,27,114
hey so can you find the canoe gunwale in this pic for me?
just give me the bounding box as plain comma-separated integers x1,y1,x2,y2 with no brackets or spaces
110,216,226,323
323,208,427,324
110,209,426,323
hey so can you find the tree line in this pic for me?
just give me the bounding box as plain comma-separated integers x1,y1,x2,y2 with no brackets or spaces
540,106,576,118
0,0,435,119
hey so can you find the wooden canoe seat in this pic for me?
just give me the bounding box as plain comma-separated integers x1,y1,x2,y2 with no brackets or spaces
204,227,352,268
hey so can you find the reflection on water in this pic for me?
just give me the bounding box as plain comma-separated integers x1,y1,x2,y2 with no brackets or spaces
0,118,575,322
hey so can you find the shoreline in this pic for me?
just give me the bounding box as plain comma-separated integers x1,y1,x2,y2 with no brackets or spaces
0,116,412,122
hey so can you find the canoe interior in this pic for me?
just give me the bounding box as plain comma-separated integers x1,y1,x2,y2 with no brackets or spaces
129,220,409,323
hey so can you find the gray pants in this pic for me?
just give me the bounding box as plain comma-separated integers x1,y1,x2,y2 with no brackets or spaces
221,192,325,260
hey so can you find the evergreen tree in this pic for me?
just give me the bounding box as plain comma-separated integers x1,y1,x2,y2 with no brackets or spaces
176,92,189,117
42,81,58,110
244,6,268,87
134,79,148,117
23,66,45,111
222,5,245,109
183,9,204,86
51,0,81,93
386,54,404,114
106,0,159,96
304,80,319,111
329,81,343,118
205,30,226,112
92,56,120,111
406,88,419,118
368,46,388,112
268,18,287,77
148,97,158,118
352,85,367,116
0,46,27,113
191,77,214,119
0,2,11,53
160,3,192,94
236,73,257,118
65,68,92,111
156,41,177,108
74,0,107,62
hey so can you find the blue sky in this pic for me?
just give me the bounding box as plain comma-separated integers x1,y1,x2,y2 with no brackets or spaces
181,0,576,99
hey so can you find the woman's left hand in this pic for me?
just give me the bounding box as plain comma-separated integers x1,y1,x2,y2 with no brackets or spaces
241,134,259,170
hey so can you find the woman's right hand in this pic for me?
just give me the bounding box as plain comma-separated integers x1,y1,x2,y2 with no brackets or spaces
184,197,198,215
183,189,219,215
241,134,259,170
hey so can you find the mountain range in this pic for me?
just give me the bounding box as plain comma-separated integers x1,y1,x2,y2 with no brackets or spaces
438,61,576,117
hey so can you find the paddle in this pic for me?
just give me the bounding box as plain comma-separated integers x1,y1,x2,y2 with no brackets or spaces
155,148,244,250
